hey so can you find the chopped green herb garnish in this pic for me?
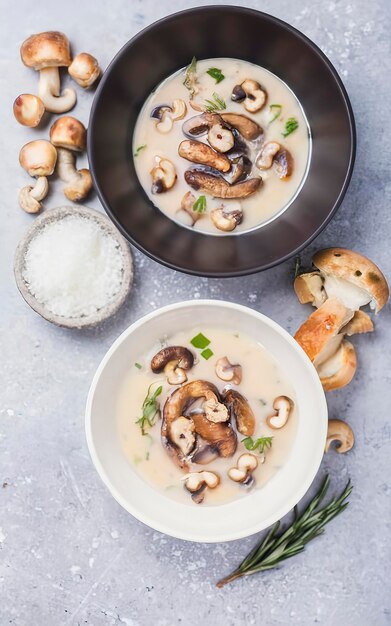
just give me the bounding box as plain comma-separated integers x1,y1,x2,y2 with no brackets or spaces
282,117,299,137
136,383,162,435
207,67,225,84
190,332,211,349
134,144,146,157
193,195,207,213
201,348,214,360
269,104,282,124
242,436,273,455
204,92,226,112
135,362,142,370
183,56,198,96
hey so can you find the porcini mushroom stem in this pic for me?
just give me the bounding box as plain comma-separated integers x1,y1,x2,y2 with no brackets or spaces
56,147,92,201
19,176,49,213
38,66,76,113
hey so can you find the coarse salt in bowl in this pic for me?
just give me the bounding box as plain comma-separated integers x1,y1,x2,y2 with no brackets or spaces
14,206,133,329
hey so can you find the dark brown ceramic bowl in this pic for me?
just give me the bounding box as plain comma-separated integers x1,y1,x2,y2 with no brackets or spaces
88,6,355,277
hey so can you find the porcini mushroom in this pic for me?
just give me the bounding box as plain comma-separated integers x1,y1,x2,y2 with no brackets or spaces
341,310,374,336
150,157,176,193
20,31,76,113
151,346,194,385
228,453,258,486
18,139,57,213
178,140,231,173
215,357,242,384
223,388,256,437
325,419,354,453
316,339,357,392
256,142,281,170
232,80,267,113
266,396,293,429
294,271,327,308
68,52,101,88
50,116,92,201
210,203,243,232
13,94,45,127
183,470,220,504
185,169,261,199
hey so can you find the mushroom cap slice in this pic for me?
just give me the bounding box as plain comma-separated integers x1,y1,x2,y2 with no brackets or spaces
313,248,389,313
241,79,267,113
169,417,196,456
13,94,45,127
215,357,242,384
325,419,354,453
178,140,231,173
223,388,255,436
228,453,258,483
266,396,293,429
341,310,374,336
191,413,237,458
68,53,101,88
294,297,354,365
50,116,87,152
294,272,327,308
316,339,357,392
220,113,262,140
210,204,243,232
19,140,57,177
256,142,281,170
182,112,223,137
184,170,261,199
20,31,72,69
273,148,293,179
151,346,194,373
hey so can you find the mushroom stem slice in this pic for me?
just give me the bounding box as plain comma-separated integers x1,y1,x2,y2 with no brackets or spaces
228,453,258,484
38,66,76,113
164,361,188,385
207,123,235,153
223,388,255,437
210,203,243,232
266,396,293,429
256,142,281,170
241,79,267,113
325,419,354,453
151,157,176,193
183,470,220,503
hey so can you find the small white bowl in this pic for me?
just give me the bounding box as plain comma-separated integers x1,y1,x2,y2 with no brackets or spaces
86,300,327,543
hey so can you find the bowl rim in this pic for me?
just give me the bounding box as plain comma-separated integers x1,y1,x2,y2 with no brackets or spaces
85,299,328,542
13,205,134,329
88,5,356,278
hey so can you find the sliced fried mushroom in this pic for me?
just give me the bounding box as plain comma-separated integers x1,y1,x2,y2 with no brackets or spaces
150,104,172,120
317,339,357,392
215,357,242,384
150,157,176,193
178,140,231,173
273,148,293,179
177,191,202,226
221,113,263,140
183,471,220,504
13,94,45,127
266,396,293,429
294,271,327,308
238,79,267,113
223,388,255,436
210,203,243,232
18,139,57,213
20,31,76,113
325,419,354,453
170,416,196,456
50,116,92,201
185,169,261,199
207,122,235,153
256,141,281,170
182,112,221,138
68,53,101,88
155,99,187,133
341,310,374,336
151,345,194,385
228,453,258,486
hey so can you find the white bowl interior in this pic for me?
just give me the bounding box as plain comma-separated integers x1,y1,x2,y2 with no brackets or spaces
86,301,327,542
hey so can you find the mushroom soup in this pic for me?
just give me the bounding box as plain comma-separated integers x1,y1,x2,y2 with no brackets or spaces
118,327,298,506
133,58,311,235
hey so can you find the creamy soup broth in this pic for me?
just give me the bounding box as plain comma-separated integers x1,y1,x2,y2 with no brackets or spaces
118,327,298,506
133,58,310,234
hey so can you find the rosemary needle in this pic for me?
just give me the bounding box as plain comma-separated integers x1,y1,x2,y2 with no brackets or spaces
216,475,352,588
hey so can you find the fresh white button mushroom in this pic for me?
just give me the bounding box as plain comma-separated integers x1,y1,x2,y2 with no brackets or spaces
215,357,242,384
50,116,92,201
210,203,243,232
325,419,354,454
18,140,57,213
232,79,267,113
266,396,293,429
256,141,281,170
13,94,45,127
183,470,220,504
68,52,101,88
150,157,177,193
228,453,258,485
20,31,76,113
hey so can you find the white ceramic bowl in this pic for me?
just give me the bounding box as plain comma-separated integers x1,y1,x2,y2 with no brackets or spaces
86,300,328,543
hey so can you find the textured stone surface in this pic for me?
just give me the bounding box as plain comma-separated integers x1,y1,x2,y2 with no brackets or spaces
1,1,390,624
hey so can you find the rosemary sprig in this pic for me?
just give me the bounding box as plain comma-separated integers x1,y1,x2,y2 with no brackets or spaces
216,475,352,588
204,92,226,112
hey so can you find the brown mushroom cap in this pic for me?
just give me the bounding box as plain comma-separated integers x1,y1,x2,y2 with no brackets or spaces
313,248,389,313
13,94,45,127
184,170,261,199
220,113,263,140
222,388,255,436
19,140,57,177
50,116,87,152
20,31,71,70
178,140,231,173
68,52,101,88
151,346,194,372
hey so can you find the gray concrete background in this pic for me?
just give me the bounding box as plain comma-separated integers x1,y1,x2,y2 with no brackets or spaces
1,0,390,624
